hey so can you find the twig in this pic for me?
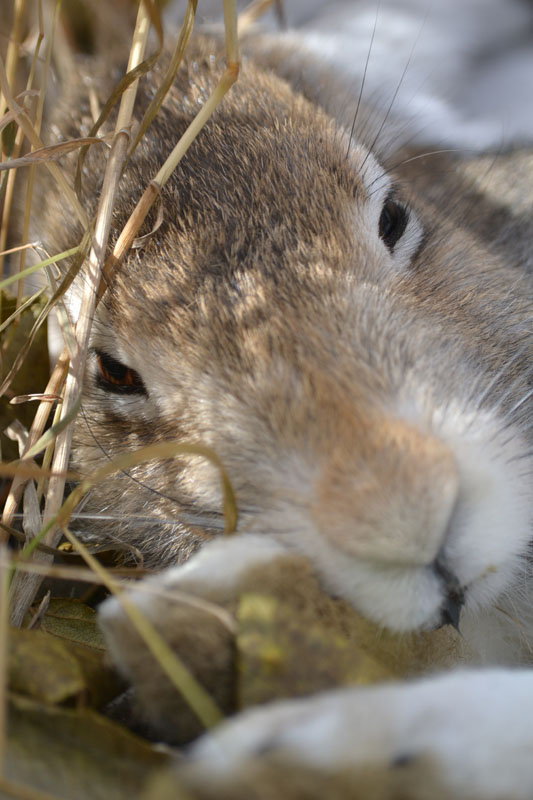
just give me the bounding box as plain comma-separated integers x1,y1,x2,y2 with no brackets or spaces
0,546,9,778
101,0,239,290
17,0,58,306
1,351,69,537
0,54,88,229
8,2,152,625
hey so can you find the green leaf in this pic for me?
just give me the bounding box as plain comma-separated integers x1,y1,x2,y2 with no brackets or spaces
38,598,106,651
2,120,17,157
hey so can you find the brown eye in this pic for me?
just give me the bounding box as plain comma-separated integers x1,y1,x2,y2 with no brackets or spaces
379,196,409,252
95,351,146,395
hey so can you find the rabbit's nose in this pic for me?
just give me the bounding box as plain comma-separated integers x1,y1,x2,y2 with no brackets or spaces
311,416,459,567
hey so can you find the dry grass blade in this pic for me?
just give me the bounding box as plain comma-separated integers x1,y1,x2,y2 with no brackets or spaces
0,463,77,482
18,0,62,306
4,545,234,631
61,526,224,730
0,243,39,258
0,546,8,778
7,1,156,626
127,0,198,161
100,0,239,290
98,180,160,294
9,393,60,405
1,352,69,536
21,393,81,461
74,0,163,197
0,136,111,172
0,289,45,335
0,556,148,584
10,439,236,574
1,523,70,557
0,55,88,230
0,92,39,133
2,522,144,565
9,480,44,627
36,395,63,503
0,0,27,121
0,4,44,279
131,194,164,248
58,440,238,535
154,0,240,189
0,245,79,292
115,0,153,131
238,0,285,33
0,237,90,397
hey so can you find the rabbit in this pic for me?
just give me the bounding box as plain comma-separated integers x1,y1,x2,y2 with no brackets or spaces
35,1,533,795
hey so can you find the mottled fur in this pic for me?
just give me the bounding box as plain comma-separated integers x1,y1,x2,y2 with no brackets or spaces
38,35,533,646
31,12,533,796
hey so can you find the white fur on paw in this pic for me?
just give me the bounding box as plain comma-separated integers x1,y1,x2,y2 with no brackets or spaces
161,534,289,599
189,669,533,799
99,533,288,633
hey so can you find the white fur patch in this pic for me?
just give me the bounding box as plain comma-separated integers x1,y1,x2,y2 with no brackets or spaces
189,670,533,798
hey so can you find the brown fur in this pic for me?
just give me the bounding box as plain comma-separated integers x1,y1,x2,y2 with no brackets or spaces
37,36,532,574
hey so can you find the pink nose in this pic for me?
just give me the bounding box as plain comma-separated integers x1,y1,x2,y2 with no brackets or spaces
311,416,459,566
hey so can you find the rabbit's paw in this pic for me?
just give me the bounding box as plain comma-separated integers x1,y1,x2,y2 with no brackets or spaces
182,669,533,800
98,535,289,742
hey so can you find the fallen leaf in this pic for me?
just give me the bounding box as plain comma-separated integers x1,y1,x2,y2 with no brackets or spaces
4,693,173,800
39,597,106,651
8,627,119,707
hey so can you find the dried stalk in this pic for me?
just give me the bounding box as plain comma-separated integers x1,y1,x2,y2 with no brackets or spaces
0,546,8,777
127,0,198,160
101,0,239,291
115,2,152,131
62,526,224,730
0,0,27,120
9,480,45,628
154,0,240,188
238,0,282,33
0,0,40,278
8,2,152,624
1,352,69,537
8,0,241,623
17,0,58,306
0,54,88,230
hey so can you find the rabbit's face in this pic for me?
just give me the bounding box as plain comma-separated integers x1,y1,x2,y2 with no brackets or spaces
73,43,532,635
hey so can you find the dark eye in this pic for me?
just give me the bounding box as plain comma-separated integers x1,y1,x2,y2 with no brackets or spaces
95,351,146,395
379,196,409,252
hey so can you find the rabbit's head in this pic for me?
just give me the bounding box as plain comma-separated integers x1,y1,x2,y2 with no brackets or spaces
47,39,532,636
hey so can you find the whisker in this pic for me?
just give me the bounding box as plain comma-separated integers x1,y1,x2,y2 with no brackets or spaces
345,0,381,160
465,344,529,413
367,149,474,196
78,403,194,509
506,450,533,466
360,15,426,173
507,387,533,418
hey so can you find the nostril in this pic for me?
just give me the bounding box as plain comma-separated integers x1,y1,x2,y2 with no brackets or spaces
434,557,465,631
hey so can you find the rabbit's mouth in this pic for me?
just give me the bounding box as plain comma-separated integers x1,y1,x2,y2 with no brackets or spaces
433,557,466,631
244,395,533,639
